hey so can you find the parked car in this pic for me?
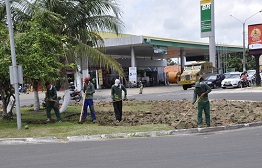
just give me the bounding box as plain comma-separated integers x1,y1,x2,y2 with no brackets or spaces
221,72,242,89
202,74,225,89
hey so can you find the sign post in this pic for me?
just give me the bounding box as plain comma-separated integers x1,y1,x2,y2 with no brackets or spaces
201,0,212,37
200,0,216,72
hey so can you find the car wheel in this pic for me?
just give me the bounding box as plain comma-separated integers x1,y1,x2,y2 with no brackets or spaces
182,85,188,90
212,84,216,89
222,87,226,89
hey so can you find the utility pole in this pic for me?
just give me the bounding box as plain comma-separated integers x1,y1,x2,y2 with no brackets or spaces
230,10,262,72
5,0,22,129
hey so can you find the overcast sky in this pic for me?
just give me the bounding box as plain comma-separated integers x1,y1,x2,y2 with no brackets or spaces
118,0,262,46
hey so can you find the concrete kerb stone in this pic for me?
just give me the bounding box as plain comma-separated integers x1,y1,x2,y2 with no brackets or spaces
0,137,58,144
2,122,262,144
67,135,103,141
66,122,262,142
248,122,262,127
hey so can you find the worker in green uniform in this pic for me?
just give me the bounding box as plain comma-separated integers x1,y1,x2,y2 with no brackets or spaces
111,79,127,122
82,77,96,123
45,81,62,122
192,81,212,127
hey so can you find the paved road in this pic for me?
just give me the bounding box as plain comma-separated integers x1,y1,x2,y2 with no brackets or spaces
1,126,262,168
17,85,262,106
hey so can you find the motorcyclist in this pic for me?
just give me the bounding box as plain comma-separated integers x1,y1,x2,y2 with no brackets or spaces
69,82,75,94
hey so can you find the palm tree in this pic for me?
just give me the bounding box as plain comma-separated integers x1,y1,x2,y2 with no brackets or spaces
14,0,125,75
4,0,125,111
11,0,125,81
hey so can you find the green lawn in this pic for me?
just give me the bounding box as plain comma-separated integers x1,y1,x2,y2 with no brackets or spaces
0,104,173,139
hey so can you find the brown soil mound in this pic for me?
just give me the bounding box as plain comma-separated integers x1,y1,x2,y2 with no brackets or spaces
3,99,261,129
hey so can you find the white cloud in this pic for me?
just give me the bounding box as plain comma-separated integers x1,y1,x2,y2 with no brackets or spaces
118,0,262,46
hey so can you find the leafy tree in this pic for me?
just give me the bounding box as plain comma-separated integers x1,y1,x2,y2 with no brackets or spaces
0,0,125,113
245,53,256,70
13,0,125,77
221,52,256,72
15,10,64,110
0,22,15,117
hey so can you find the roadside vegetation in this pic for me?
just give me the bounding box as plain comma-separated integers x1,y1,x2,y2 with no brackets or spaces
1,98,262,140
0,0,124,115
0,102,173,139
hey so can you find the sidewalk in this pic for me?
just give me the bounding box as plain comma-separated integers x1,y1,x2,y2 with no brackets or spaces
93,84,182,100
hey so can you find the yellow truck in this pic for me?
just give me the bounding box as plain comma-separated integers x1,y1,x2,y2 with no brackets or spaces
180,61,215,90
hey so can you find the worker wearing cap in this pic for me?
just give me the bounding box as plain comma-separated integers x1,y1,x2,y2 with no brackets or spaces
192,81,212,127
82,77,96,123
45,81,62,122
111,79,127,122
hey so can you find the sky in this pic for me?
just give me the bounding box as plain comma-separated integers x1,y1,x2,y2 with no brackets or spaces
118,0,262,46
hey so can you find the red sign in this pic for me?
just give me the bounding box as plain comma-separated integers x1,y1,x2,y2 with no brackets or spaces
248,24,262,50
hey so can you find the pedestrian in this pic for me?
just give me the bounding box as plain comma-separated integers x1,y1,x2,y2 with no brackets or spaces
82,77,96,123
111,79,127,122
139,81,143,94
192,81,212,127
45,81,62,122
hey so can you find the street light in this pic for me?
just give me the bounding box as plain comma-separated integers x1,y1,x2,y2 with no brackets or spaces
230,10,262,72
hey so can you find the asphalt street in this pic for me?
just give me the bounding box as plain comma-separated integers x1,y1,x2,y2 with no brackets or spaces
17,84,262,106
1,126,262,168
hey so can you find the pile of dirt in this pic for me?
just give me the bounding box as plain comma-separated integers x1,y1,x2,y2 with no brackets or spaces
92,99,262,129
2,99,262,129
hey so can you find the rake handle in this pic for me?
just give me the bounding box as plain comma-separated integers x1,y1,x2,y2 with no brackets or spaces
174,96,201,128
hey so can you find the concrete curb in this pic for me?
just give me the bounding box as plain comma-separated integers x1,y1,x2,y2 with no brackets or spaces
0,137,58,144
66,121,262,142
1,122,262,144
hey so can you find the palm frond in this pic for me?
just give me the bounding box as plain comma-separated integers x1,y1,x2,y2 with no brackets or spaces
76,42,125,77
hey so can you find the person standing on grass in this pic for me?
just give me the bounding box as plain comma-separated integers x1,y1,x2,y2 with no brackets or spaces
82,77,96,123
192,81,212,127
111,79,127,122
45,81,62,122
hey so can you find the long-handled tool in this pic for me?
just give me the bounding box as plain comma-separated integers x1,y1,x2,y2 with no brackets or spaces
174,96,201,128
78,93,86,123
96,99,128,106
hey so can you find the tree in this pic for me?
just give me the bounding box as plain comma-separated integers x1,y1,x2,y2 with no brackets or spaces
13,0,125,77
1,0,125,112
221,52,256,73
0,22,15,117
15,10,64,110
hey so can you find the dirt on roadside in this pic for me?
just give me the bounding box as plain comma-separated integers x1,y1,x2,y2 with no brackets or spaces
93,99,262,129
1,99,261,129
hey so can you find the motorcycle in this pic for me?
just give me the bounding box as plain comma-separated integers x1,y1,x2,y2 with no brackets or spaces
240,78,251,88
69,90,82,102
62,89,82,102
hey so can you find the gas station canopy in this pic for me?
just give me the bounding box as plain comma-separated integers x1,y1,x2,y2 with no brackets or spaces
100,32,243,62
